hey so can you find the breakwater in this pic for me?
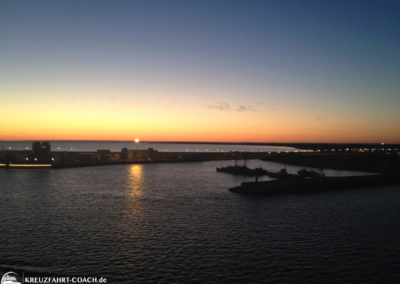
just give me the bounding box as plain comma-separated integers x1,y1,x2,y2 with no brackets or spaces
0,151,267,169
229,175,400,195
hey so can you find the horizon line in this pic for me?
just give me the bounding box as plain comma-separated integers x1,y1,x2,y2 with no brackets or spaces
0,140,397,145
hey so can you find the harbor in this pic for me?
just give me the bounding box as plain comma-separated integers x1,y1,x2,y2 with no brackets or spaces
2,141,400,196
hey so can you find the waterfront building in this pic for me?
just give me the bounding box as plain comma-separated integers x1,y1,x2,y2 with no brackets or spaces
120,148,158,161
32,141,51,156
104,153,121,160
79,153,102,161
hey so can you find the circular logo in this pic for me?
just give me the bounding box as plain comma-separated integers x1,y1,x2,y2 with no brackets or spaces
1,272,21,284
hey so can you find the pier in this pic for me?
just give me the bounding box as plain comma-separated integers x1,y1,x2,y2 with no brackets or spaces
229,175,400,195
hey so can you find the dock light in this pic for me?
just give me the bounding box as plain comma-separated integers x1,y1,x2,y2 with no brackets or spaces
34,158,37,161
382,143,384,145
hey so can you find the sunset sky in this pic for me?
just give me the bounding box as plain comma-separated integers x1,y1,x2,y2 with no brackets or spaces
1,0,399,143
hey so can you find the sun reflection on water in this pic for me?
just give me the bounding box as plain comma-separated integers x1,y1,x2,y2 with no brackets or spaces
128,164,144,197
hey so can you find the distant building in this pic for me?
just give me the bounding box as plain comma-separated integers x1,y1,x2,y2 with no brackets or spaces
121,148,158,160
32,142,51,156
104,153,120,160
97,149,111,160
121,148,131,159
79,153,102,161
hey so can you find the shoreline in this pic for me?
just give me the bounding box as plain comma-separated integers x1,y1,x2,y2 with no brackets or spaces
0,151,267,169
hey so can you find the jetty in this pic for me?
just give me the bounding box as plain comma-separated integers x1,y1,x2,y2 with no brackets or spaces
229,175,400,195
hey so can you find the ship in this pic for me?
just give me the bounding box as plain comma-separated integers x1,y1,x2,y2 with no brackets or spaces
267,168,304,179
216,166,268,176
297,168,325,177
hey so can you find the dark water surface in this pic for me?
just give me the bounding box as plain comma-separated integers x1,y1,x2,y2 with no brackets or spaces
1,160,399,283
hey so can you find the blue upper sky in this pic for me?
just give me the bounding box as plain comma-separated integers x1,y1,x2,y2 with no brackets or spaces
1,0,399,142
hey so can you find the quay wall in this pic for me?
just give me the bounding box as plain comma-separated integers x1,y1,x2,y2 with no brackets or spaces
229,175,400,195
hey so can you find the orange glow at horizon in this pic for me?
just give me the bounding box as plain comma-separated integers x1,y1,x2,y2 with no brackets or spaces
1,95,399,144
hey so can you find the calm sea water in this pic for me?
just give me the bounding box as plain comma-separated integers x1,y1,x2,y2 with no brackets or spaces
0,141,301,153
1,160,399,283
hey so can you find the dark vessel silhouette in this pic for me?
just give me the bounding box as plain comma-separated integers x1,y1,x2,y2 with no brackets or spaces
216,165,268,176
297,168,325,177
267,168,304,179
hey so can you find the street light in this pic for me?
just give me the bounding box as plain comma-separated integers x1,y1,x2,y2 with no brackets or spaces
135,139,139,162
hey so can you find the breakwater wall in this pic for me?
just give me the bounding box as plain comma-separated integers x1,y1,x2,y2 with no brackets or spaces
229,175,400,195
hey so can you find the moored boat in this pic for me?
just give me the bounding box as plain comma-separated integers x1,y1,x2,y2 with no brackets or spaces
216,166,268,176
268,168,304,179
297,168,325,177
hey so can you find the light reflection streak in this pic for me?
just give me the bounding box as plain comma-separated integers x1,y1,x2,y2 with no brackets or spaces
124,164,146,239
2,164,52,167
128,164,144,197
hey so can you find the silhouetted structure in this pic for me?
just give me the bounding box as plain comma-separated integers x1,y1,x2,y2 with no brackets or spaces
32,142,51,156
121,148,158,160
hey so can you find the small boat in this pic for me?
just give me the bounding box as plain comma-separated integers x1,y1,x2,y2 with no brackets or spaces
216,166,268,176
297,168,325,177
268,168,304,179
